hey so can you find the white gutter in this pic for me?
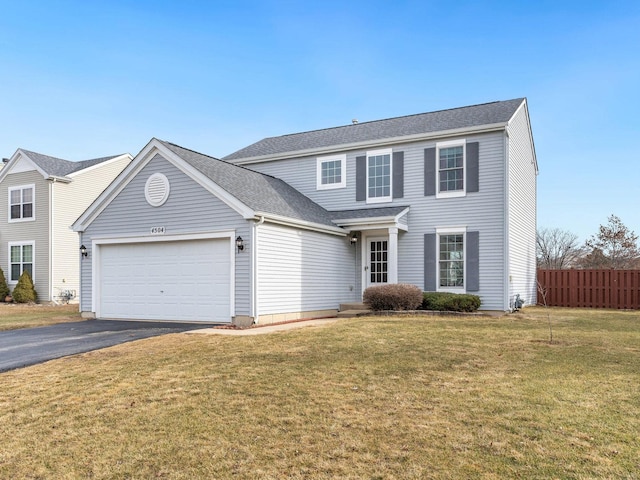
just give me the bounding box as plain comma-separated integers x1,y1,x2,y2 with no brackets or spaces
228,123,508,165
255,212,347,236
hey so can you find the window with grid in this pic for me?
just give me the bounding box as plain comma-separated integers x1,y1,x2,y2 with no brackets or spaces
439,234,464,287
438,146,464,192
367,153,391,200
9,185,34,221
10,243,34,282
317,154,346,190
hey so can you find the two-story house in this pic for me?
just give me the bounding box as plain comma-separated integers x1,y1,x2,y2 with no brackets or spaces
0,149,132,303
72,98,537,324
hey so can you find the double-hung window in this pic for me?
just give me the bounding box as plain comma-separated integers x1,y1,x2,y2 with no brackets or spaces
367,148,392,203
436,140,465,198
9,242,34,283
316,154,346,190
437,227,466,291
9,185,35,222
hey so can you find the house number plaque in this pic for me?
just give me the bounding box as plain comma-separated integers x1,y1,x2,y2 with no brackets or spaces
150,226,166,235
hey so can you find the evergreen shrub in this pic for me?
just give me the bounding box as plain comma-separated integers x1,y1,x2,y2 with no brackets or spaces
12,270,37,303
421,292,481,312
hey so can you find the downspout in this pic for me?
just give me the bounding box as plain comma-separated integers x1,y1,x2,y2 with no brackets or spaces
251,215,265,324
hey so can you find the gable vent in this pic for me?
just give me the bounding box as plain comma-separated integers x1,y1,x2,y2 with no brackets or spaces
145,173,170,207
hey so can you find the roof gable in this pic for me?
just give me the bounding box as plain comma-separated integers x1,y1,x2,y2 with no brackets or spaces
224,98,525,162
73,138,340,233
0,148,130,183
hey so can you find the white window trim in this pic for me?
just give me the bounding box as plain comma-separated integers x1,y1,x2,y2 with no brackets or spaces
8,184,36,223
366,148,393,204
316,154,346,190
8,241,35,284
435,139,466,199
435,226,466,293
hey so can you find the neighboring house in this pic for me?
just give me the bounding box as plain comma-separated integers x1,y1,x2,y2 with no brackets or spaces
0,150,133,303
72,98,537,324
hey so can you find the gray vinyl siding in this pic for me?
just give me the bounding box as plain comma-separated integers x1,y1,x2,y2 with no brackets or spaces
52,155,131,303
249,132,507,310
0,171,50,300
257,223,357,315
507,104,537,307
79,154,251,316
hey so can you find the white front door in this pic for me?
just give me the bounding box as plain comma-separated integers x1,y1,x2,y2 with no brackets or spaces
366,236,389,288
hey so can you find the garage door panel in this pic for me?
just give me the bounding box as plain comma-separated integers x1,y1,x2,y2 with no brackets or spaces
99,238,231,322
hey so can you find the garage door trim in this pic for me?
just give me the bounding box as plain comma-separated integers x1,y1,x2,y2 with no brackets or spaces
92,230,235,322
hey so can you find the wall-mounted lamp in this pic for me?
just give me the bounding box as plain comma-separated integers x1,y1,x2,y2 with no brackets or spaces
80,245,88,257
235,236,244,253
350,233,358,246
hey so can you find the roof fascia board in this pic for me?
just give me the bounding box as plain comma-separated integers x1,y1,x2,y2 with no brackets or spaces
507,99,539,174
67,153,133,178
255,212,347,236
73,139,255,232
0,150,49,183
229,123,508,165
332,207,410,229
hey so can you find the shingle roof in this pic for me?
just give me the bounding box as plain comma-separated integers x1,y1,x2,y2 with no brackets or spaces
330,206,409,221
158,140,338,227
224,98,524,161
20,149,124,177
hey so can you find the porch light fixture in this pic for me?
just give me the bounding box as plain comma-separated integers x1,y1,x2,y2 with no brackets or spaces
80,245,88,257
350,233,358,246
235,236,244,253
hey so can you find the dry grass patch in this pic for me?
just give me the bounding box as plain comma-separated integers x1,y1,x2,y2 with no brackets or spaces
1,307,639,478
0,303,82,331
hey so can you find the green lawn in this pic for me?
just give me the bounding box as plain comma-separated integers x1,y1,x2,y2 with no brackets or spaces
0,307,638,479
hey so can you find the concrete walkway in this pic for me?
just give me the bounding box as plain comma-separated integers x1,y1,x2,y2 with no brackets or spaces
186,318,339,336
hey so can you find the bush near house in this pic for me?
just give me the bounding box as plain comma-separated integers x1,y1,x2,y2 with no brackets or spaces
12,271,37,303
363,283,424,311
0,267,9,300
422,292,481,312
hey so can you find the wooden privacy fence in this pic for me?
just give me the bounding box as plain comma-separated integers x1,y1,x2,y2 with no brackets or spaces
537,269,640,309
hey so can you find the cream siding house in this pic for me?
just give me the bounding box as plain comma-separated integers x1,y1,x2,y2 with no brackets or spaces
0,150,132,302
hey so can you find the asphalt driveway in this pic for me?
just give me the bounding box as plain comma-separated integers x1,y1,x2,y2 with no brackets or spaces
0,319,218,373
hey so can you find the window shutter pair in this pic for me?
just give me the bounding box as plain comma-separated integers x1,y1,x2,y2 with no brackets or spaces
423,231,479,292
424,142,479,196
355,152,404,201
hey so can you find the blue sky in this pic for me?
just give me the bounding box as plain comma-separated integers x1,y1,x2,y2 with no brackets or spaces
1,1,638,242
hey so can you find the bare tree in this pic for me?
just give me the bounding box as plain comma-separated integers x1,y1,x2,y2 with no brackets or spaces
583,215,640,269
536,227,583,269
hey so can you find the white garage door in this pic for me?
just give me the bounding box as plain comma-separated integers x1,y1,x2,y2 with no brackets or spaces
99,238,231,322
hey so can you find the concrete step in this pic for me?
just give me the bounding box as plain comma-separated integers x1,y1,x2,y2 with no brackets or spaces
339,302,370,312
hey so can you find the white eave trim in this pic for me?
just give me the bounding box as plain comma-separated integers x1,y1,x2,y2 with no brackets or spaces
255,212,347,236
0,150,49,183
227,123,508,165
67,153,133,177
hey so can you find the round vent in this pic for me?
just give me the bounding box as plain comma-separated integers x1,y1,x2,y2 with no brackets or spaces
145,173,170,207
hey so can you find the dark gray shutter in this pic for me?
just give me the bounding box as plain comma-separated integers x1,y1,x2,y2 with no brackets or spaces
392,151,404,199
466,231,479,292
466,142,479,193
424,233,437,291
356,155,366,201
424,147,436,196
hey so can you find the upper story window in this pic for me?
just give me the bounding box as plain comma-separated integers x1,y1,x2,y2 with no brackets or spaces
316,154,346,190
436,140,466,199
367,148,392,203
9,185,35,222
